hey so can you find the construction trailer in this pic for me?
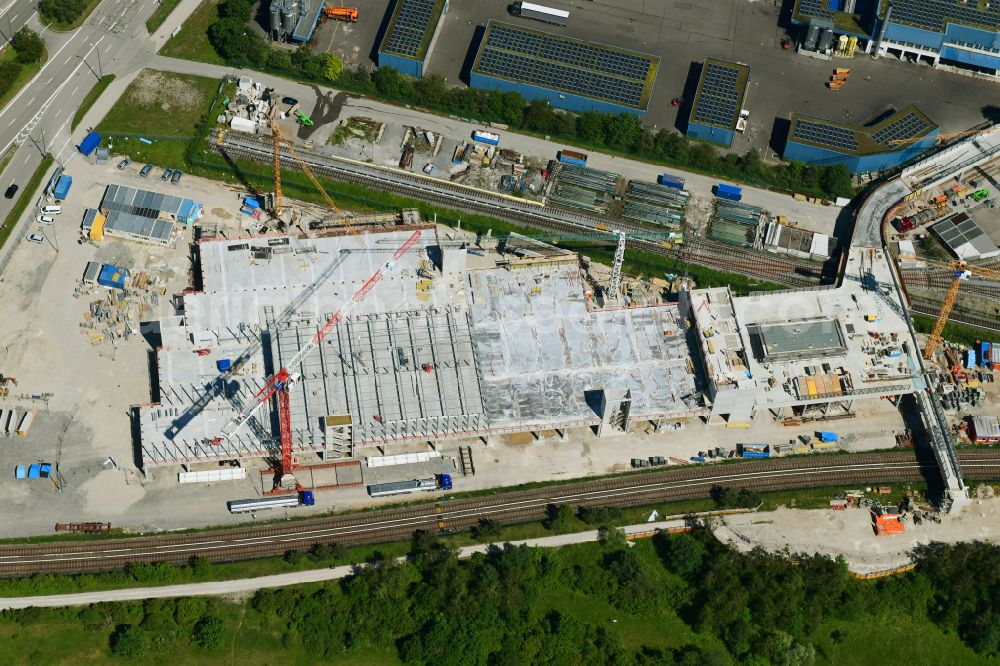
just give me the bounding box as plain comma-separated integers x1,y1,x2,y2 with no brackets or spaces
969,416,1000,444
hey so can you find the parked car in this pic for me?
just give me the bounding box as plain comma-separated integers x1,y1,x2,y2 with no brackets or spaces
36,215,54,225
161,168,173,181
170,170,182,184
140,164,153,177
422,162,436,175
4,184,17,199
117,158,130,170
26,233,43,244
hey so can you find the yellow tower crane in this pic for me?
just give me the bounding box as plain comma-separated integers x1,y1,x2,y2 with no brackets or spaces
897,254,1000,359
889,127,996,147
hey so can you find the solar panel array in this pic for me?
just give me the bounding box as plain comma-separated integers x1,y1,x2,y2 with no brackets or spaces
692,61,746,129
892,0,1000,33
474,22,656,110
871,112,931,145
794,0,835,21
381,0,441,59
792,120,859,152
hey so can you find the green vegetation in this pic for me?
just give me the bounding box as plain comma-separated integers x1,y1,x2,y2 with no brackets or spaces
0,30,48,112
164,0,855,201
160,0,226,64
38,0,102,31
146,0,184,33
912,313,993,348
95,69,222,167
0,154,54,249
4,533,1000,663
71,74,116,131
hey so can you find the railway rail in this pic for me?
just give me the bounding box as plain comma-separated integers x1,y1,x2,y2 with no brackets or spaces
3,451,1000,576
910,301,1000,333
212,131,824,290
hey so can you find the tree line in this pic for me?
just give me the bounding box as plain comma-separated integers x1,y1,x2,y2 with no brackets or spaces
4,516,1000,662
202,0,854,201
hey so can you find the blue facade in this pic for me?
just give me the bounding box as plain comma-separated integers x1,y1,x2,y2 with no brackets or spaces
378,52,424,77
469,72,646,116
939,45,1000,70
687,122,735,148
784,130,939,173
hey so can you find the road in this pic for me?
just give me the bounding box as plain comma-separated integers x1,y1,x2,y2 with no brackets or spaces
0,520,684,609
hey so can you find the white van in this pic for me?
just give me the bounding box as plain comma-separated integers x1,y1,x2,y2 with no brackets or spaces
37,215,54,225
41,205,61,214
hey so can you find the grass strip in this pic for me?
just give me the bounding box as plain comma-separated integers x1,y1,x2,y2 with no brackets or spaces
71,74,115,131
0,45,47,112
41,0,103,32
145,0,184,33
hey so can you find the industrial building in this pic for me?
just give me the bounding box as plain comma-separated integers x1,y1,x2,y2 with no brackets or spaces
269,0,323,43
792,0,1000,75
376,0,448,77
79,184,201,246
686,58,750,148
138,227,704,471
930,212,1000,260
681,278,920,424
784,105,939,173
469,21,659,116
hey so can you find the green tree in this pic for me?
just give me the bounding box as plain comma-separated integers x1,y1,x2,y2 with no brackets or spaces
658,532,706,579
820,164,853,198
543,503,574,531
193,615,227,650
524,99,558,133
11,29,44,64
322,54,344,82
0,61,22,93
472,518,502,539
109,624,149,657
577,111,605,143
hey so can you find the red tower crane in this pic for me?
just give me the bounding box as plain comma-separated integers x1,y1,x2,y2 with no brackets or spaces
220,228,423,490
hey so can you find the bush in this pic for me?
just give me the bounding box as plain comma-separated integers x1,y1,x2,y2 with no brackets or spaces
471,518,502,540
193,615,227,649
710,486,762,509
543,504,574,531
577,505,623,526
109,624,149,657
0,61,21,92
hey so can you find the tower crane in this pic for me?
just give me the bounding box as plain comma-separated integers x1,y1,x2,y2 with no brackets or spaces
897,254,1000,359
219,229,423,491
889,126,996,147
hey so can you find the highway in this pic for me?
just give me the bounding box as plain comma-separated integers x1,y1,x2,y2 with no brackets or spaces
2,451,1000,576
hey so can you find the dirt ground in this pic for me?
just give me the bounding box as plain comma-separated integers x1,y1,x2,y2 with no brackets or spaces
715,492,1000,574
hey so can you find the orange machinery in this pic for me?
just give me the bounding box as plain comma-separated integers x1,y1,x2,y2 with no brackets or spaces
323,5,358,22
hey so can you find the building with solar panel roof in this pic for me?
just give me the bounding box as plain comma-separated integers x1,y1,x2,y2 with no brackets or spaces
377,0,448,77
792,0,1000,75
469,21,660,116
784,104,939,173
686,58,750,148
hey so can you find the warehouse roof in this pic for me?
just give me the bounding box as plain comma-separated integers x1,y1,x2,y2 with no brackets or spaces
104,210,176,245
787,105,938,157
791,0,873,34
471,21,659,111
377,0,446,61
931,212,1000,260
690,58,750,131
889,0,1000,34
100,184,201,223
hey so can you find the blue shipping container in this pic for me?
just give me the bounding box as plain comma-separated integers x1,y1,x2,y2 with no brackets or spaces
53,175,72,200
97,264,128,290
658,173,686,189
818,431,839,443
742,451,770,458
79,131,101,156
980,342,991,367
472,130,500,146
300,490,315,506
437,473,453,490
557,150,588,166
714,183,742,201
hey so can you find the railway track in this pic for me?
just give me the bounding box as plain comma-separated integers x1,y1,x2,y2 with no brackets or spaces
4,451,1000,576
212,132,824,290
909,301,1000,333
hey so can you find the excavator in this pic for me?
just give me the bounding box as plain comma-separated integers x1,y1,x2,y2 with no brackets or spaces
322,5,358,22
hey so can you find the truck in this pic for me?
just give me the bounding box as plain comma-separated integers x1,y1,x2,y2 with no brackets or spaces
226,490,315,513
980,341,992,368
557,149,588,166
472,130,500,146
511,1,568,26
367,473,453,498
79,131,101,157
52,175,72,201
657,173,686,190
713,183,742,201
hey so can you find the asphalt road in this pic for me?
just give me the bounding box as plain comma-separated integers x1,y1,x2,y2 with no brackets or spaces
0,0,163,242
0,519,685,609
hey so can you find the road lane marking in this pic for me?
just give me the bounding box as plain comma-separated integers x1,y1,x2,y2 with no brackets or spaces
0,29,82,121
